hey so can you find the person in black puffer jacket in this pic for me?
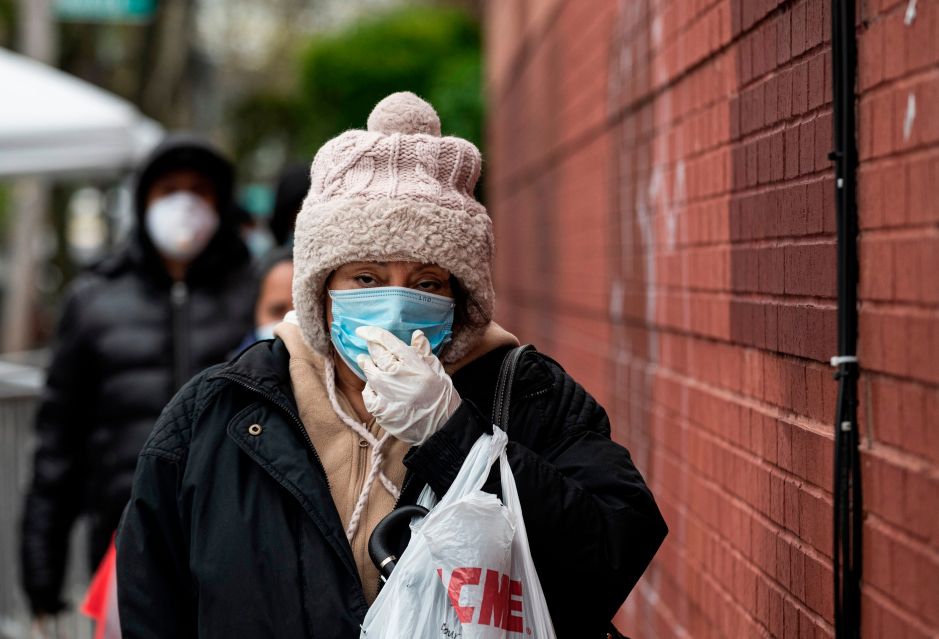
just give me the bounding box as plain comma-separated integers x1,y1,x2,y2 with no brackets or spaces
118,94,667,638
20,134,256,618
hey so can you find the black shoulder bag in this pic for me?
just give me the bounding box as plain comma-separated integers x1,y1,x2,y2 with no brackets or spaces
493,345,629,639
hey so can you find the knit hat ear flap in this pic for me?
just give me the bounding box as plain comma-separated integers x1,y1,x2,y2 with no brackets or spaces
292,92,494,363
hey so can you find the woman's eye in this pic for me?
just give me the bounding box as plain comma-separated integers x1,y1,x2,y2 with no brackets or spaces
416,280,441,291
354,275,378,286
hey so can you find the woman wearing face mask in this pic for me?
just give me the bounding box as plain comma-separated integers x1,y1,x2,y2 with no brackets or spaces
20,134,255,624
116,94,667,639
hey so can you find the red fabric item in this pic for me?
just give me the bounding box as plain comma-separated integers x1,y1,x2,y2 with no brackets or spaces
81,538,120,639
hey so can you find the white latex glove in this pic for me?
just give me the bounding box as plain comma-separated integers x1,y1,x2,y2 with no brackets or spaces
356,326,461,445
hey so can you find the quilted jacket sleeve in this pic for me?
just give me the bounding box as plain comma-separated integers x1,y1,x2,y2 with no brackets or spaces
116,374,208,639
404,351,668,637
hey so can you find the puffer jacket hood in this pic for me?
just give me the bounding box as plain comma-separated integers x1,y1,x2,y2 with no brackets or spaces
134,133,234,220
104,133,248,284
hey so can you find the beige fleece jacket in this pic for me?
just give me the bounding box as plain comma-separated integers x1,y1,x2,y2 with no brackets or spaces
273,320,518,604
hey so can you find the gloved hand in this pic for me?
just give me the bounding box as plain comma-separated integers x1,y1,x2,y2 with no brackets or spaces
356,326,461,445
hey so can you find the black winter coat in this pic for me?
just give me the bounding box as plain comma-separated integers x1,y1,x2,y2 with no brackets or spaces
117,339,667,638
20,136,256,614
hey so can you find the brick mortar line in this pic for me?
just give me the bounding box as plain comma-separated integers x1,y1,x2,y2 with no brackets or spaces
860,414,939,467
607,230,840,253
863,137,939,163
733,105,834,146
859,299,939,316
860,369,939,391
858,368,939,394
859,226,939,240
501,286,838,318
676,412,834,508
649,506,831,635
493,107,832,202
577,234,838,252
858,65,939,100
495,124,835,205
495,95,834,197
652,453,836,632
503,294,838,368
617,16,833,118
614,169,832,200
647,354,837,437
859,0,919,25
860,580,939,638
650,365,836,486
863,443,939,481
652,535,796,638
605,356,839,446
495,3,745,190
866,516,939,561
629,371,939,537
656,236,838,251
652,476,833,607
493,1,840,193
627,286,838,306
862,516,939,610
856,48,939,98
858,146,939,166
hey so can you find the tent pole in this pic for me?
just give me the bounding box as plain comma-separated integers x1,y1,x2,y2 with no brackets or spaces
2,0,57,352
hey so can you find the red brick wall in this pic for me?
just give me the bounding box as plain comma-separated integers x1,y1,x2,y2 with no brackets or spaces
484,1,939,637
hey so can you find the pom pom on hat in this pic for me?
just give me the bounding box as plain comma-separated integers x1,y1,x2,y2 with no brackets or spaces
366,91,442,137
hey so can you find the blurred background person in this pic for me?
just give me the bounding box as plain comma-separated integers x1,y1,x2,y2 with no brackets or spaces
19,134,255,623
233,246,294,353
269,163,311,247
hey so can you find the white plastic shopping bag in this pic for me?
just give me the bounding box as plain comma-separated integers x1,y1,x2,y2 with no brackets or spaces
360,427,556,638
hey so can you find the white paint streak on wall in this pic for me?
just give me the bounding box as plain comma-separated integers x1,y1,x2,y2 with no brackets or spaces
903,93,917,142
666,160,686,251
905,0,918,26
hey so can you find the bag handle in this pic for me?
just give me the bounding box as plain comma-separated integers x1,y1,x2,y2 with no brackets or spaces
492,344,535,430
490,344,632,639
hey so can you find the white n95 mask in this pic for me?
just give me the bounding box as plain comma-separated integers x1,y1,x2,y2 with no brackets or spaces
145,192,219,261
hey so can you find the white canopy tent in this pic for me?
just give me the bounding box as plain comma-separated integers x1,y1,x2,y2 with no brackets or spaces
0,46,163,178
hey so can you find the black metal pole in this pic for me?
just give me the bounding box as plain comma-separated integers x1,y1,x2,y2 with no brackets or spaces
829,0,861,637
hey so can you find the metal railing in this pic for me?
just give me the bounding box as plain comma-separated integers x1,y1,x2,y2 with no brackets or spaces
0,354,91,639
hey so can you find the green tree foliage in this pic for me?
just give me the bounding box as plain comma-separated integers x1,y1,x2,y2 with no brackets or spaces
0,0,16,48
297,5,482,152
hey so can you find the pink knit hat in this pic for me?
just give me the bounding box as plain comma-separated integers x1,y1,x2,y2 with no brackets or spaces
292,92,494,362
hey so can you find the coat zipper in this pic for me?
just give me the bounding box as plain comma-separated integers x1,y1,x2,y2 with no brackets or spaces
171,281,190,390
216,373,330,491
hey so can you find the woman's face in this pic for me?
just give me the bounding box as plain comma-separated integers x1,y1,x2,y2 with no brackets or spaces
255,260,294,327
325,261,453,325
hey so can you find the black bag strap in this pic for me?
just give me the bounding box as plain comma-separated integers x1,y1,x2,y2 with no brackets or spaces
491,344,632,639
492,345,535,430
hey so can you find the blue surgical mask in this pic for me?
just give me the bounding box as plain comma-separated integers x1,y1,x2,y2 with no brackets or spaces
255,321,278,341
328,287,456,380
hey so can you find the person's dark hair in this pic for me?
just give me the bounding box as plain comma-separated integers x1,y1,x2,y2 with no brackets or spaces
252,246,294,311
450,276,489,333
270,164,311,246
255,246,293,283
